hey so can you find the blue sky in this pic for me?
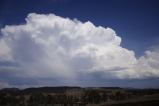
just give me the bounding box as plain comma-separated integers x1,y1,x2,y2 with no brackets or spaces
0,0,159,56
0,0,159,88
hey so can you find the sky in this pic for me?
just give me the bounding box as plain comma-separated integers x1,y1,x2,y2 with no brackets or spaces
0,0,159,88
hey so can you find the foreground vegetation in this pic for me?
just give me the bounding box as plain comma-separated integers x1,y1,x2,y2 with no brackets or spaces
0,87,159,106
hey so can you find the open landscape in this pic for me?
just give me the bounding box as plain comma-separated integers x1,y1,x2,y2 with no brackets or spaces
0,0,159,106
0,87,159,106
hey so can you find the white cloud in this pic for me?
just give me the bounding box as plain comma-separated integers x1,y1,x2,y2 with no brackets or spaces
112,48,159,79
0,13,159,87
136,49,159,78
0,39,12,61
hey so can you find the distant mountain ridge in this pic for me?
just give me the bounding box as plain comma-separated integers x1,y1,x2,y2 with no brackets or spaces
1,86,159,94
0,86,81,94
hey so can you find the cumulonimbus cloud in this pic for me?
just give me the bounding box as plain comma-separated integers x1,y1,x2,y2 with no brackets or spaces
0,13,159,87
